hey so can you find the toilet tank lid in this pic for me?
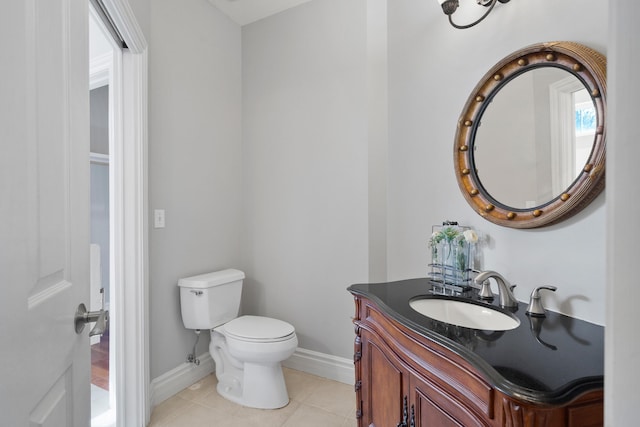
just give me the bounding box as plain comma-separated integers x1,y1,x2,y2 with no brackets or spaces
178,269,245,289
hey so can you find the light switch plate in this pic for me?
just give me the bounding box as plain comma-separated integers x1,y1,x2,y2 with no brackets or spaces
154,209,165,228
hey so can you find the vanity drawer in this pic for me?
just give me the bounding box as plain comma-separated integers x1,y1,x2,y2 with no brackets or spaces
567,396,603,427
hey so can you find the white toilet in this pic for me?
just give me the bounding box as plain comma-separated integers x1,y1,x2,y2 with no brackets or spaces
178,269,298,409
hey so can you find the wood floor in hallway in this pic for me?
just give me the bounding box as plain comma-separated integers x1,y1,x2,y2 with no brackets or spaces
91,329,109,390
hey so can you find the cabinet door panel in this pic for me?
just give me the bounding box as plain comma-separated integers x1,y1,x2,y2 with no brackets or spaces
412,370,489,427
361,331,407,427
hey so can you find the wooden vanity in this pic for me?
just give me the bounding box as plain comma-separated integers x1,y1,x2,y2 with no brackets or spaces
348,279,604,427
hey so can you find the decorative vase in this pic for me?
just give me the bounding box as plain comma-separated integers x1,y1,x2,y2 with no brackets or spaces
429,222,475,288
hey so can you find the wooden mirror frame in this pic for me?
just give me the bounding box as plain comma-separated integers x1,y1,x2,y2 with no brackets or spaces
454,42,606,228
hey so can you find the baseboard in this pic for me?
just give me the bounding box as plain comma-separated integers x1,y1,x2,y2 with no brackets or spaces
283,348,354,385
149,352,214,408
149,347,355,409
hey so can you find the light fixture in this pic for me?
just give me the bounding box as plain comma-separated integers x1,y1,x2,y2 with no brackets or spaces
437,0,510,29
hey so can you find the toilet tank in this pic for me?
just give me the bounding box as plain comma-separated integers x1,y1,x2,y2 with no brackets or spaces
178,269,245,330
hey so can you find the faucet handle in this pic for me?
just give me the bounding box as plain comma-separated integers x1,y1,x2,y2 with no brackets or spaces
478,280,493,300
526,286,557,317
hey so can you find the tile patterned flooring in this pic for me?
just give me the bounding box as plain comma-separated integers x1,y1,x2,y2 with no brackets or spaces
149,368,357,427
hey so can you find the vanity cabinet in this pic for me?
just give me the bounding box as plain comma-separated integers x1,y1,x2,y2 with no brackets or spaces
352,295,603,427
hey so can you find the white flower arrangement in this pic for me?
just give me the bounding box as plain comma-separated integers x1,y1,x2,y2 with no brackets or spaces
463,229,479,244
429,226,478,248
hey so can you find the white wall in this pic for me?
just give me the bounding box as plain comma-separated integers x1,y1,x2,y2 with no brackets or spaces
241,0,370,359
387,0,607,325
148,0,242,378
606,1,640,424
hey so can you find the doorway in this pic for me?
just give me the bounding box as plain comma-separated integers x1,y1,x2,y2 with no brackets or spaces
87,0,150,425
89,7,118,426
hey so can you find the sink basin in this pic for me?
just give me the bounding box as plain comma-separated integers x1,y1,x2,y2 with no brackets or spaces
409,298,520,331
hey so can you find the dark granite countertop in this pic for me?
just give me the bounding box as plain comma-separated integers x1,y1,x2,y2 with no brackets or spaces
348,278,604,405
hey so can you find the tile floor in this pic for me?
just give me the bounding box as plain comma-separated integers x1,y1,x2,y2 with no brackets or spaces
149,368,357,427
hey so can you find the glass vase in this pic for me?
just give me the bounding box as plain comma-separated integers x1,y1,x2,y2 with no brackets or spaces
429,222,475,288
451,242,473,286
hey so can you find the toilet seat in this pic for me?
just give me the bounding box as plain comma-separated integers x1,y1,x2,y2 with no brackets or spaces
223,315,295,343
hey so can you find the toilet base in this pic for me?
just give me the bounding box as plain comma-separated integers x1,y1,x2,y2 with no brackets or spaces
216,362,290,409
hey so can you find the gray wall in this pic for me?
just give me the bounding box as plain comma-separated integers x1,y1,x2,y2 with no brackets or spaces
387,0,607,325
90,86,109,155
241,0,609,365
124,0,640,421
143,0,609,377
148,0,242,379
90,87,110,304
241,0,370,359
90,163,110,304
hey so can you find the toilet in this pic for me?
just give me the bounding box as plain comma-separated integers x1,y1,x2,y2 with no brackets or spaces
178,269,298,409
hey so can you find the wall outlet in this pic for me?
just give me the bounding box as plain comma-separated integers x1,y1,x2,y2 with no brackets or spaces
154,209,166,228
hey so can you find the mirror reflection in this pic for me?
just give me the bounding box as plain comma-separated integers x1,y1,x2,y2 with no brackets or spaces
453,41,606,228
474,68,596,209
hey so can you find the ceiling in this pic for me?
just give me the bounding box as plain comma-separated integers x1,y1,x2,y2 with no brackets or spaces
208,0,312,26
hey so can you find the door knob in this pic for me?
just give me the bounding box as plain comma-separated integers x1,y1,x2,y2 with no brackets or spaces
74,303,109,336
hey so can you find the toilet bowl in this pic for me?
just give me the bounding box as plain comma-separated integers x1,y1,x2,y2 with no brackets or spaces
211,315,297,409
178,269,298,409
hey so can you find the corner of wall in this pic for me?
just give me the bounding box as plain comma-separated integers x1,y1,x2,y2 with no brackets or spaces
149,352,214,408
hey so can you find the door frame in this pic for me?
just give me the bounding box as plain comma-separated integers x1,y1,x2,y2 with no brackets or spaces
549,75,585,197
99,0,149,425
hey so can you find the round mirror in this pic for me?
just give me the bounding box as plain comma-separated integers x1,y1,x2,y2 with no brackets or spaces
454,42,606,228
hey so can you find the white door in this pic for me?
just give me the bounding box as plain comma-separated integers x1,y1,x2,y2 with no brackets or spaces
1,0,91,425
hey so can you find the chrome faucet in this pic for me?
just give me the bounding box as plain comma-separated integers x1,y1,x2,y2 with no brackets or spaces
526,286,557,317
474,270,519,308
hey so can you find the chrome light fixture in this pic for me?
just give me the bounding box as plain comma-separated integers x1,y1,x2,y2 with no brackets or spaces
437,0,510,29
